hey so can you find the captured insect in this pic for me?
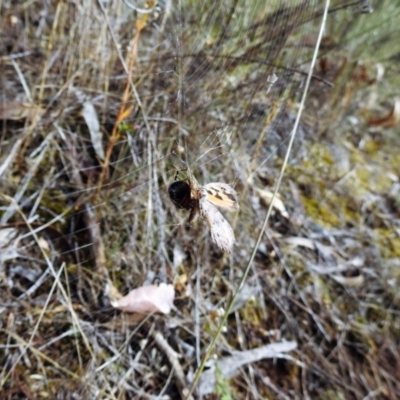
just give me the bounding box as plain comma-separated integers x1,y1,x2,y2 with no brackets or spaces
168,168,239,252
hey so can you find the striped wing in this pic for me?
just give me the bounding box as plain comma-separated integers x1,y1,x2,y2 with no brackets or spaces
199,196,235,252
202,182,239,211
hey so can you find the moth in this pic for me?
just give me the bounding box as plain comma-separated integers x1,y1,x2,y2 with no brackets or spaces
168,169,239,252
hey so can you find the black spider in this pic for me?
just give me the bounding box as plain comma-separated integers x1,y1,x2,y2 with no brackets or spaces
168,180,194,210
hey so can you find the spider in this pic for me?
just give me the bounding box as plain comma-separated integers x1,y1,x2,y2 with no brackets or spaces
168,169,239,252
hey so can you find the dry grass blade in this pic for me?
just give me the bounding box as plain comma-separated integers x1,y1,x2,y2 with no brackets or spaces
82,100,104,161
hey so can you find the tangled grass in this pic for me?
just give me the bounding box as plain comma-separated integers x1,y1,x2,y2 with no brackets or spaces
1,0,399,399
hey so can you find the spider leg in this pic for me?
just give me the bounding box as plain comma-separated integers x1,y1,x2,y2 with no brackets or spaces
188,202,200,224
173,166,188,181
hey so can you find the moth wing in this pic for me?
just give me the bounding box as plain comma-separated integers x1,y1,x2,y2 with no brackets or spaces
203,182,239,211
199,196,235,252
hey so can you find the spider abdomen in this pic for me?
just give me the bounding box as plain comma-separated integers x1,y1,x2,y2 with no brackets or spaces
168,181,194,210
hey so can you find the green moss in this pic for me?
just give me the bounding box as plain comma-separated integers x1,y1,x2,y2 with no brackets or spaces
308,143,335,169
376,231,400,258
36,189,69,218
238,299,262,325
353,166,392,194
301,195,341,227
361,136,382,155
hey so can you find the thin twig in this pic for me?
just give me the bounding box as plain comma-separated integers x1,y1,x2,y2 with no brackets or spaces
153,331,193,400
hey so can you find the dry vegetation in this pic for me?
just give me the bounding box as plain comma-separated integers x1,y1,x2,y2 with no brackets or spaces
1,0,400,399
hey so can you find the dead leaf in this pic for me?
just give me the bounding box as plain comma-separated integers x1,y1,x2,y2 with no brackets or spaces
331,274,364,287
308,263,364,287
0,101,45,120
82,101,105,160
367,98,400,128
197,341,298,396
172,245,186,270
255,187,289,218
0,228,19,262
175,273,188,293
284,236,315,249
111,283,175,314
37,237,50,252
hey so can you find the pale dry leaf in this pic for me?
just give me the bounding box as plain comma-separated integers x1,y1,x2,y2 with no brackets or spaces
197,341,298,396
175,273,188,291
0,137,24,179
368,97,400,128
284,236,315,249
0,227,17,247
199,194,235,252
0,101,45,120
0,228,19,262
9,264,42,283
308,262,364,287
331,274,364,287
107,281,123,301
255,187,289,218
308,263,353,275
349,256,364,268
111,283,175,314
37,237,50,252
82,101,104,160
172,244,186,270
